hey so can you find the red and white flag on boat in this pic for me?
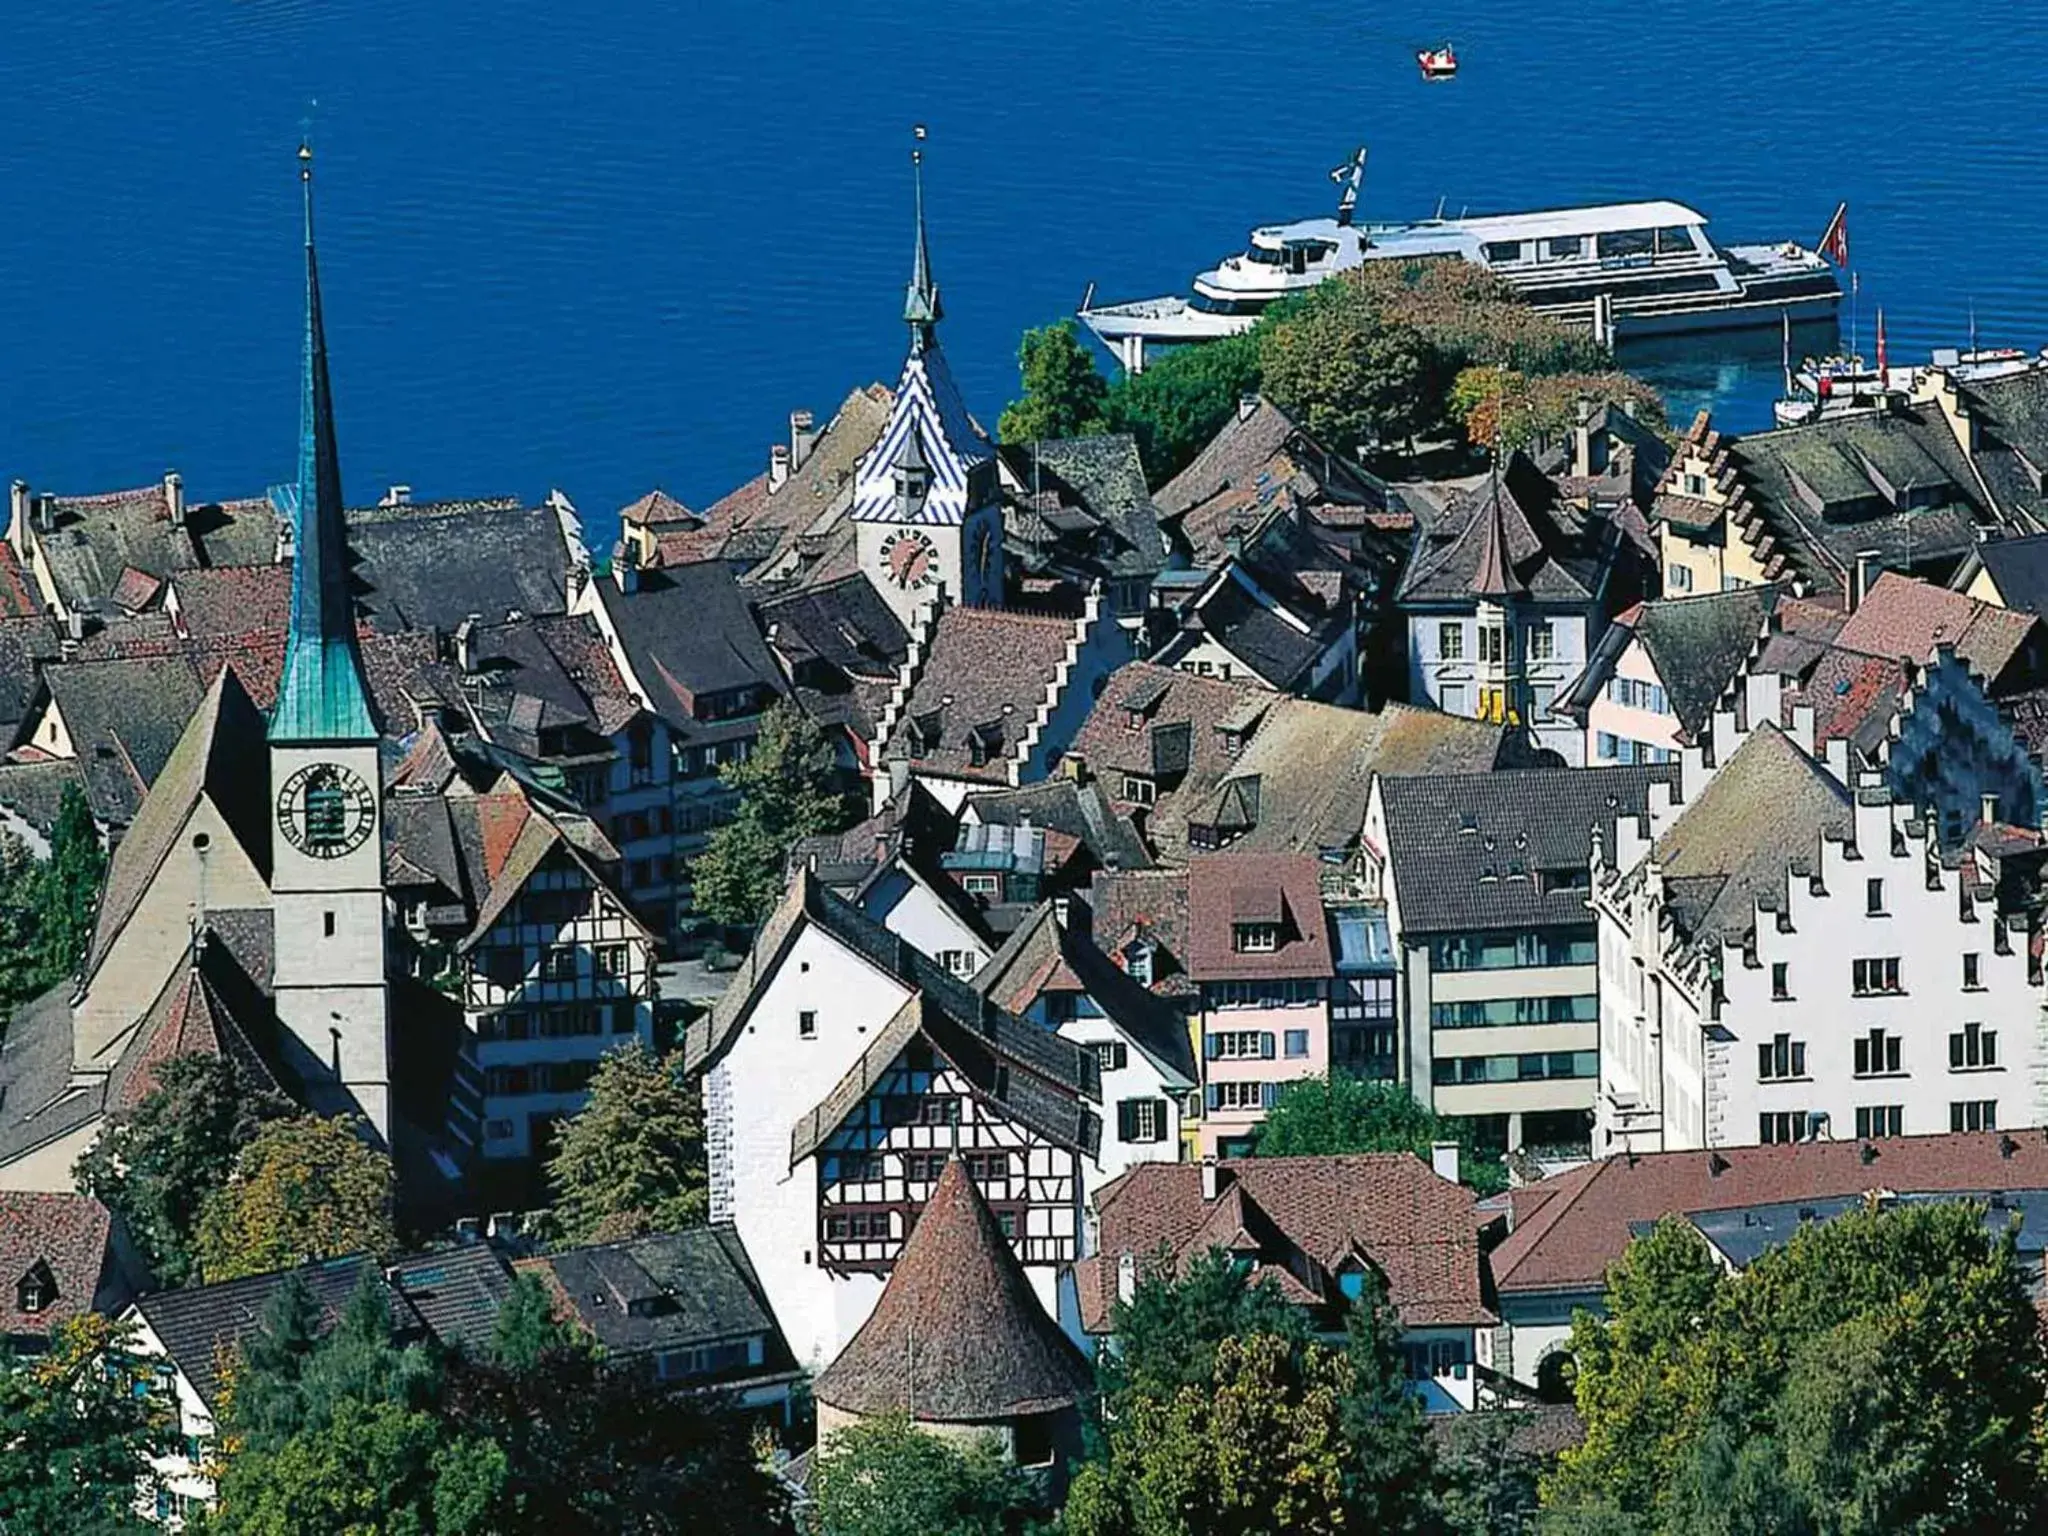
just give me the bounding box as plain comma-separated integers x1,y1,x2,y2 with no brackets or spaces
1818,202,1849,267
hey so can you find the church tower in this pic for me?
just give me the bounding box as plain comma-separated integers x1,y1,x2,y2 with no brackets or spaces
269,144,392,1141
853,129,1005,625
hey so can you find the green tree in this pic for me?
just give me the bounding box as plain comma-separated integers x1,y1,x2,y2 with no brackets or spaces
1438,1410,1556,1536
1101,329,1264,485
1071,1333,1355,1536
1544,1202,2048,1532
998,319,1109,443
1098,1246,1309,1409
1259,282,1436,454
209,1394,505,1536
194,1115,397,1283
811,1412,1035,1536
38,781,107,982
544,1043,706,1243
0,1316,175,1536
691,700,848,928
1254,1074,1507,1195
1339,1272,1438,1532
75,1052,293,1286
440,1343,790,1534
487,1270,580,1371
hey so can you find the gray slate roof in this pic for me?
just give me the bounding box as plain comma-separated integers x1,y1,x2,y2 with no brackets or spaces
1380,765,1669,935
1000,434,1167,584
531,1225,795,1383
1969,533,2048,621
1397,459,1623,610
588,562,787,741
348,497,573,632
962,778,1152,874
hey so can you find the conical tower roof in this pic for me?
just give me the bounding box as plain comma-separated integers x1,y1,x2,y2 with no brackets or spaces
1469,480,1527,600
813,1157,1094,1423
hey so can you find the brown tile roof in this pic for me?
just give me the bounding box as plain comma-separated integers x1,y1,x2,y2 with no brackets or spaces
167,564,293,641
1078,1154,1493,1334
619,489,698,529
1087,867,1193,997
0,544,40,620
1184,853,1331,980
1491,1130,2048,1296
0,1191,115,1339
883,607,1081,785
1831,571,2042,685
813,1158,1094,1422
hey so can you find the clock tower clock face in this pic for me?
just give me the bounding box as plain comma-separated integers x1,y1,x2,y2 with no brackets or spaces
881,528,938,590
275,762,376,859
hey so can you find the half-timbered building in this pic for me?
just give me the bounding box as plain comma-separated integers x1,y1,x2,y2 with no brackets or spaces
386,763,658,1163
684,869,1101,1370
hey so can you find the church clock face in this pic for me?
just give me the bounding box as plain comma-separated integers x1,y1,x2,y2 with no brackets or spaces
881,528,938,590
275,762,376,859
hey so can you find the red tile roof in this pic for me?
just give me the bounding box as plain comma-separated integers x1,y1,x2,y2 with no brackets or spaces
1077,1154,1492,1334
0,1192,113,1338
0,544,40,620
1832,571,2039,682
1491,1131,2048,1296
1184,852,1332,980
885,608,1082,783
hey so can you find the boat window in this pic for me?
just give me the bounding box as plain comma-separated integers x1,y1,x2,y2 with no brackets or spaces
1483,240,1524,265
1597,229,1655,260
1189,293,1265,316
1546,236,1584,260
1655,226,1699,256
1303,241,1338,264
1245,245,1286,266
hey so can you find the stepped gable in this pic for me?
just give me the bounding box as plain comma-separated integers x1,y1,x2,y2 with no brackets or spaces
812,1157,1093,1423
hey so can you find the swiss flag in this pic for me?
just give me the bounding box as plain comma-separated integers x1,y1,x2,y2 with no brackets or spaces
1818,202,1849,268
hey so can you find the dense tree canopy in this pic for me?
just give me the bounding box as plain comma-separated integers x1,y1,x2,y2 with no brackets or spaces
543,1043,707,1243
997,319,1109,443
210,1265,788,1535
691,700,849,929
0,1316,174,1536
811,1413,1037,1536
1544,1202,2048,1533
1451,366,1668,453
0,784,107,1009
1255,1074,1508,1195
75,1052,293,1286
194,1114,398,1283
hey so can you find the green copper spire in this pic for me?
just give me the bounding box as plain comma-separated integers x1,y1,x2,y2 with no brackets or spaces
903,124,941,348
272,142,376,744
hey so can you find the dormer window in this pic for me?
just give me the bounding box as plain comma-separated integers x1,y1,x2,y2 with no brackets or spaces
17,1259,55,1315
1234,923,1279,954
1125,940,1154,986
892,430,933,520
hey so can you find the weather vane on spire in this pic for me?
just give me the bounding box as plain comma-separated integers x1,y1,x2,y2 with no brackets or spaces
904,122,941,344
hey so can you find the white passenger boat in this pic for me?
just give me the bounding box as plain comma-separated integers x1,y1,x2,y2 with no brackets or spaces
1079,151,1843,370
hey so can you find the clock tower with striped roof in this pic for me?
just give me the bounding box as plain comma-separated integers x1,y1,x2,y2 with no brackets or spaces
269,143,392,1142
853,130,1005,625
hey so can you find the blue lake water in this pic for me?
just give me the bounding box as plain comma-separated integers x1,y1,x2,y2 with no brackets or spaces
2,0,2045,552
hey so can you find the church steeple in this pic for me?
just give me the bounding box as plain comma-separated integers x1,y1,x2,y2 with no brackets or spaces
903,125,941,349
271,141,375,744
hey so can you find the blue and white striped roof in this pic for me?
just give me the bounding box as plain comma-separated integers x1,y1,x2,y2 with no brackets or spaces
850,340,993,527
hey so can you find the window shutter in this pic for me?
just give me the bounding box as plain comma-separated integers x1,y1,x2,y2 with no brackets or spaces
1205,1083,1220,1112
1206,1034,1221,1060
1150,1099,1168,1142
1117,1101,1136,1142
1261,1081,1279,1109
1260,1033,1276,1060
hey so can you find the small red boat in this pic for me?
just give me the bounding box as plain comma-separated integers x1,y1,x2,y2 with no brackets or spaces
1417,43,1458,80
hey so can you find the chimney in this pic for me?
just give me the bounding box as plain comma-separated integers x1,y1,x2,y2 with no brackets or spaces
790,409,818,471
768,444,791,493
1052,894,1071,929
454,614,480,674
1983,792,2000,828
163,471,185,529
1223,531,1243,560
1116,1251,1136,1304
1237,393,1260,423
64,607,83,644
8,480,27,555
1430,1140,1460,1184
1572,398,1603,479
33,492,55,535
1851,550,1877,611
614,538,641,595
1200,1155,1220,1202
